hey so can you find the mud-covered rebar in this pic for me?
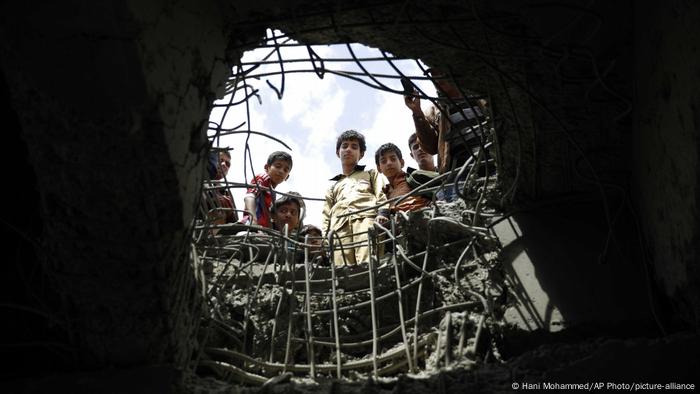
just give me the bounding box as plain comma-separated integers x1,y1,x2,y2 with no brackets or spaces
194,19,512,386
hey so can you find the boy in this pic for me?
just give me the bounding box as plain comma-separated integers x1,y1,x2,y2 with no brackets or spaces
407,133,437,172
271,192,306,265
300,224,323,250
242,151,292,228
375,143,431,213
404,67,486,174
322,130,389,266
208,150,232,181
299,224,327,265
271,192,304,234
404,68,488,201
203,150,238,229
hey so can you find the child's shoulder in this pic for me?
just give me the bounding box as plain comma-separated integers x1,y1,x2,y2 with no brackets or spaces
252,172,272,186
366,168,381,180
356,167,377,177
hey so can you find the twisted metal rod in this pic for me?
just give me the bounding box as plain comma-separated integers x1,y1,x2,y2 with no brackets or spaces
327,229,343,377
367,228,379,379
302,234,316,377
391,217,415,373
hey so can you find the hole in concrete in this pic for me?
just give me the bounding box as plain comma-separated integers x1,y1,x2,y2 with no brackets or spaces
194,29,502,385
207,29,441,228
3,2,696,391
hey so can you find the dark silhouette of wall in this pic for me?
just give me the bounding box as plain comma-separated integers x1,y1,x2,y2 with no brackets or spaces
1,0,698,391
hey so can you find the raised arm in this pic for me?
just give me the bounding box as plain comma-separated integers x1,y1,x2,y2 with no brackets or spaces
243,194,257,225
405,94,438,154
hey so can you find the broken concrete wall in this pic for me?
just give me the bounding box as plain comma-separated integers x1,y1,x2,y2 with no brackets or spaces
633,0,700,328
495,199,659,338
245,0,655,336
0,0,239,371
0,0,698,390
257,1,633,203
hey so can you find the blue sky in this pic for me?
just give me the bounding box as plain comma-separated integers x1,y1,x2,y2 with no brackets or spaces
209,30,435,227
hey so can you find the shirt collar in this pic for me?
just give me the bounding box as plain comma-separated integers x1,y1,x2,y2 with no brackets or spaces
330,164,366,181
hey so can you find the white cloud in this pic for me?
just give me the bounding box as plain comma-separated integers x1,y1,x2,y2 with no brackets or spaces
207,31,435,229
211,76,343,228
363,91,419,170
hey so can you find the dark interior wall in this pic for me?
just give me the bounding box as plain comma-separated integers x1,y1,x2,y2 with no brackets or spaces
498,198,660,336
261,0,633,203
634,0,700,328
260,0,657,333
0,0,698,389
0,0,238,374
0,67,55,380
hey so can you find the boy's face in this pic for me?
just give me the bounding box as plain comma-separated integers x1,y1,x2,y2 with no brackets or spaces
409,140,433,169
337,139,363,166
308,232,322,245
305,230,322,246
378,151,404,178
265,159,292,186
304,229,323,256
274,201,300,232
218,153,231,178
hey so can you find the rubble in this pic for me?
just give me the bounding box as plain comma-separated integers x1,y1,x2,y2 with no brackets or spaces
194,169,512,386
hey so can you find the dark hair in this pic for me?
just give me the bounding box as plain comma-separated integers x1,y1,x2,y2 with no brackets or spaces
299,224,322,237
408,133,418,150
374,142,403,167
335,130,366,154
267,151,293,168
207,152,219,179
271,192,304,217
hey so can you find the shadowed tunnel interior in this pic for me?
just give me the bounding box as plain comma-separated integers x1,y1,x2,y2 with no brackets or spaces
1,0,699,392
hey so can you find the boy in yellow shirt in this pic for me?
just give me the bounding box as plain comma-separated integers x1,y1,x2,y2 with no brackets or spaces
322,130,389,266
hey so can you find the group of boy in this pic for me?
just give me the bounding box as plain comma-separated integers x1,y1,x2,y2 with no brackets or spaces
206,66,487,266
205,149,325,258
321,130,442,266
205,128,439,267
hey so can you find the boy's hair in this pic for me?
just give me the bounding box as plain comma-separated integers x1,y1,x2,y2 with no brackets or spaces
267,151,293,168
271,192,304,216
408,133,418,150
374,142,403,167
335,129,366,154
299,224,322,237
220,150,231,160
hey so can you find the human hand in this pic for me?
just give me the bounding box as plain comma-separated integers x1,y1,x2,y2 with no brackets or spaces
404,94,422,114
245,213,257,226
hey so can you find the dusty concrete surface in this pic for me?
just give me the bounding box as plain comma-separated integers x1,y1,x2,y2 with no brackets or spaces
183,332,699,393
198,189,508,381
0,0,239,371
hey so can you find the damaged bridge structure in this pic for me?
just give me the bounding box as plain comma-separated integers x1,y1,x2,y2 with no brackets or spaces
2,1,700,392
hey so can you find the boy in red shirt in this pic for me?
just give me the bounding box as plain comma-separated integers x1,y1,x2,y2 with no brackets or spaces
242,151,293,228
375,143,431,213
